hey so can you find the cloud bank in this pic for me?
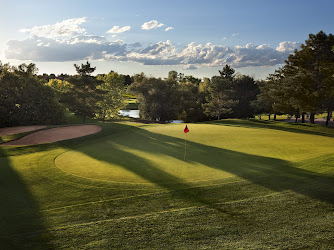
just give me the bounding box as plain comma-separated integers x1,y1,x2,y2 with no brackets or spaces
6,18,301,69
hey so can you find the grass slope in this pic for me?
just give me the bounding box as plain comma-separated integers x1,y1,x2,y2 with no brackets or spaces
0,120,334,248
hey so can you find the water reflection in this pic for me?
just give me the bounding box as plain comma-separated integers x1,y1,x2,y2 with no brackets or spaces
119,110,183,123
119,110,140,118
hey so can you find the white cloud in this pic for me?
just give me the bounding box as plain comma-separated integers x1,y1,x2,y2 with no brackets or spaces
183,64,197,70
106,25,131,34
141,20,165,30
232,33,239,37
20,17,87,38
276,41,300,52
165,27,174,32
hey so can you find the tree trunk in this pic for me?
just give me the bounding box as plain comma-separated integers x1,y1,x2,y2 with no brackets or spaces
82,115,86,123
268,113,271,120
274,113,277,121
310,112,315,124
302,113,305,123
295,116,298,123
326,109,331,127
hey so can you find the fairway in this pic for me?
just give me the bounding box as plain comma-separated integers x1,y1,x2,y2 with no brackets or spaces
1,120,334,248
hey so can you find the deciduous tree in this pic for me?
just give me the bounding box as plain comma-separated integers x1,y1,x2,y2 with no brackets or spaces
96,71,126,122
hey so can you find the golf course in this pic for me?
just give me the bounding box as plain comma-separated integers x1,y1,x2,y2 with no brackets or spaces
1,119,334,248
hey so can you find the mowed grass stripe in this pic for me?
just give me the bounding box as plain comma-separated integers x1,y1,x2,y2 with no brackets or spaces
6,190,333,249
11,177,268,216
8,190,289,237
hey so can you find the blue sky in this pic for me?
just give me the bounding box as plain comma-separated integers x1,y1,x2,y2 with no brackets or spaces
0,0,333,79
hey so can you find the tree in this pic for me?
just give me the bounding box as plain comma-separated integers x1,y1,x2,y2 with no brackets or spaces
46,79,72,95
132,72,147,84
74,61,96,76
122,74,132,86
282,31,334,125
96,71,126,122
219,64,235,80
178,81,207,122
0,62,65,127
168,70,178,81
256,31,334,124
16,63,39,76
252,80,276,120
128,77,180,121
202,76,237,120
63,62,103,123
232,75,260,118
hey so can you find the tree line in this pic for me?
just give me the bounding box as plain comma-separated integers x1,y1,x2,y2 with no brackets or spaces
0,62,126,127
128,65,260,122
1,30,333,127
253,31,334,126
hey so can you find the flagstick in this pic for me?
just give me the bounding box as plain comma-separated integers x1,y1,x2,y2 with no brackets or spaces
184,133,187,161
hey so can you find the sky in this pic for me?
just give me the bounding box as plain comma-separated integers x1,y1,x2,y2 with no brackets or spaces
0,0,334,80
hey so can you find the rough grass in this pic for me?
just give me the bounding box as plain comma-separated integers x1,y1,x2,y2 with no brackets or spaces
0,120,334,248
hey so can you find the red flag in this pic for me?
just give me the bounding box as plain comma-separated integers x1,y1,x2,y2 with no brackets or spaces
184,125,189,133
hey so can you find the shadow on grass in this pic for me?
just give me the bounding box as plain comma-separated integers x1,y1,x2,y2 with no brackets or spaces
68,123,334,208
0,148,53,248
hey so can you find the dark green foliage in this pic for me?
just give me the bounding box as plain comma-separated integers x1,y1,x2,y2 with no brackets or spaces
62,62,103,123
203,75,237,120
178,81,207,122
129,77,180,121
259,31,334,124
203,65,259,120
74,61,96,76
232,75,260,118
219,64,235,80
167,70,178,81
251,80,273,119
122,74,132,86
0,62,65,127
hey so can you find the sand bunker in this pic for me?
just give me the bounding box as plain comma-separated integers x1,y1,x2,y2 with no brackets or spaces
0,125,47,136
2,125,102,146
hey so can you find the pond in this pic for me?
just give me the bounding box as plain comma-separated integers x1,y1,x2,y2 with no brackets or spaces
119,110,183,123
119,110,140,118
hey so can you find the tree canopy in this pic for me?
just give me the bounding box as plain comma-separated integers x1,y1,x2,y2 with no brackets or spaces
62,62,104,123
0,62,65,127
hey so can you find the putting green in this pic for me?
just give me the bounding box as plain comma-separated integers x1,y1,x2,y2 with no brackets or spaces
55,123,334,184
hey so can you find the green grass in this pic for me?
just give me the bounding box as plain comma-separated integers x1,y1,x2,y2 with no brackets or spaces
0,131,31,143
1,120,334,248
